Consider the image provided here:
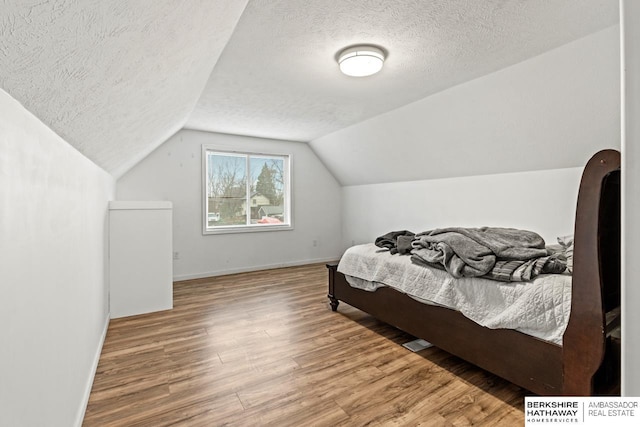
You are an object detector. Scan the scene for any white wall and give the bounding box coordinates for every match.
[0,89,114,426]
[621,0,640,396]
[117,130,342,280]
[342,167,582,250]
[310,26,620,186]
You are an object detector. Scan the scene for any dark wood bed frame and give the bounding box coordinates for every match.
[327,149,621,396]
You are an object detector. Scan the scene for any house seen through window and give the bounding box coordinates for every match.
[203,148,291,233]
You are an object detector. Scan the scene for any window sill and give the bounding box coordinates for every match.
[203,224,294,235]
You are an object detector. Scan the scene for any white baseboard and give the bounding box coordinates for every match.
[74,314,110,427]
[173,256,340,282]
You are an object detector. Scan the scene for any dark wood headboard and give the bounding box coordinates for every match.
[563,148,621,395]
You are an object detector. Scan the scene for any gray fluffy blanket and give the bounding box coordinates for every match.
[410,227,566,281]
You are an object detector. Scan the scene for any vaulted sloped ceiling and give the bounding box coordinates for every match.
[0,0,618,178]
[0,0,248,177]
[186,0,618,142]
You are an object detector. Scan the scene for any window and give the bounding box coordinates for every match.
[203,147,291,234]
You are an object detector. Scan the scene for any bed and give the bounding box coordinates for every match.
[327,149,620,396]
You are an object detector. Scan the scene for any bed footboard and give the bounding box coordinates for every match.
[562,149,621,395]
[326,263,564,396]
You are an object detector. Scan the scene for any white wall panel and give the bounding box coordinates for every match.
[109,201,173,318]
[621,0,640,396]
[0,89,114,427]
[341,167,582,251]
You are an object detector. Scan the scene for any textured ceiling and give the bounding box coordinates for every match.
[0,1,619,177]
[186,0,619,142]
[0,0,248,177]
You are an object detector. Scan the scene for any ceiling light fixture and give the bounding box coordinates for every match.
[337,45,385,77]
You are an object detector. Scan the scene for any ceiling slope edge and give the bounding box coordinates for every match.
[0,0,250,178]
[309,25,621,187]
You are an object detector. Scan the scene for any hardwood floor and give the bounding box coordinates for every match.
[83,263,527,426]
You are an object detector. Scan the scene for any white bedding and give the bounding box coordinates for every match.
[337,243,572,345]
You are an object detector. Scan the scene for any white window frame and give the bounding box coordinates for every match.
[202,146,293,235]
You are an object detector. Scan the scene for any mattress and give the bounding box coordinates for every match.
[337,243,572,345]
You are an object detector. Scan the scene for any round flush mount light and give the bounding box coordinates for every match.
[338,45,385,77]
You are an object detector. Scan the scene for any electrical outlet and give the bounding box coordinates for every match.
[173,251,179,260]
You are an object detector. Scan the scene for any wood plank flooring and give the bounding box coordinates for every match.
[83,263,526,426]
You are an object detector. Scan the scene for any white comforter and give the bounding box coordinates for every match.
[337,243,572,345]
